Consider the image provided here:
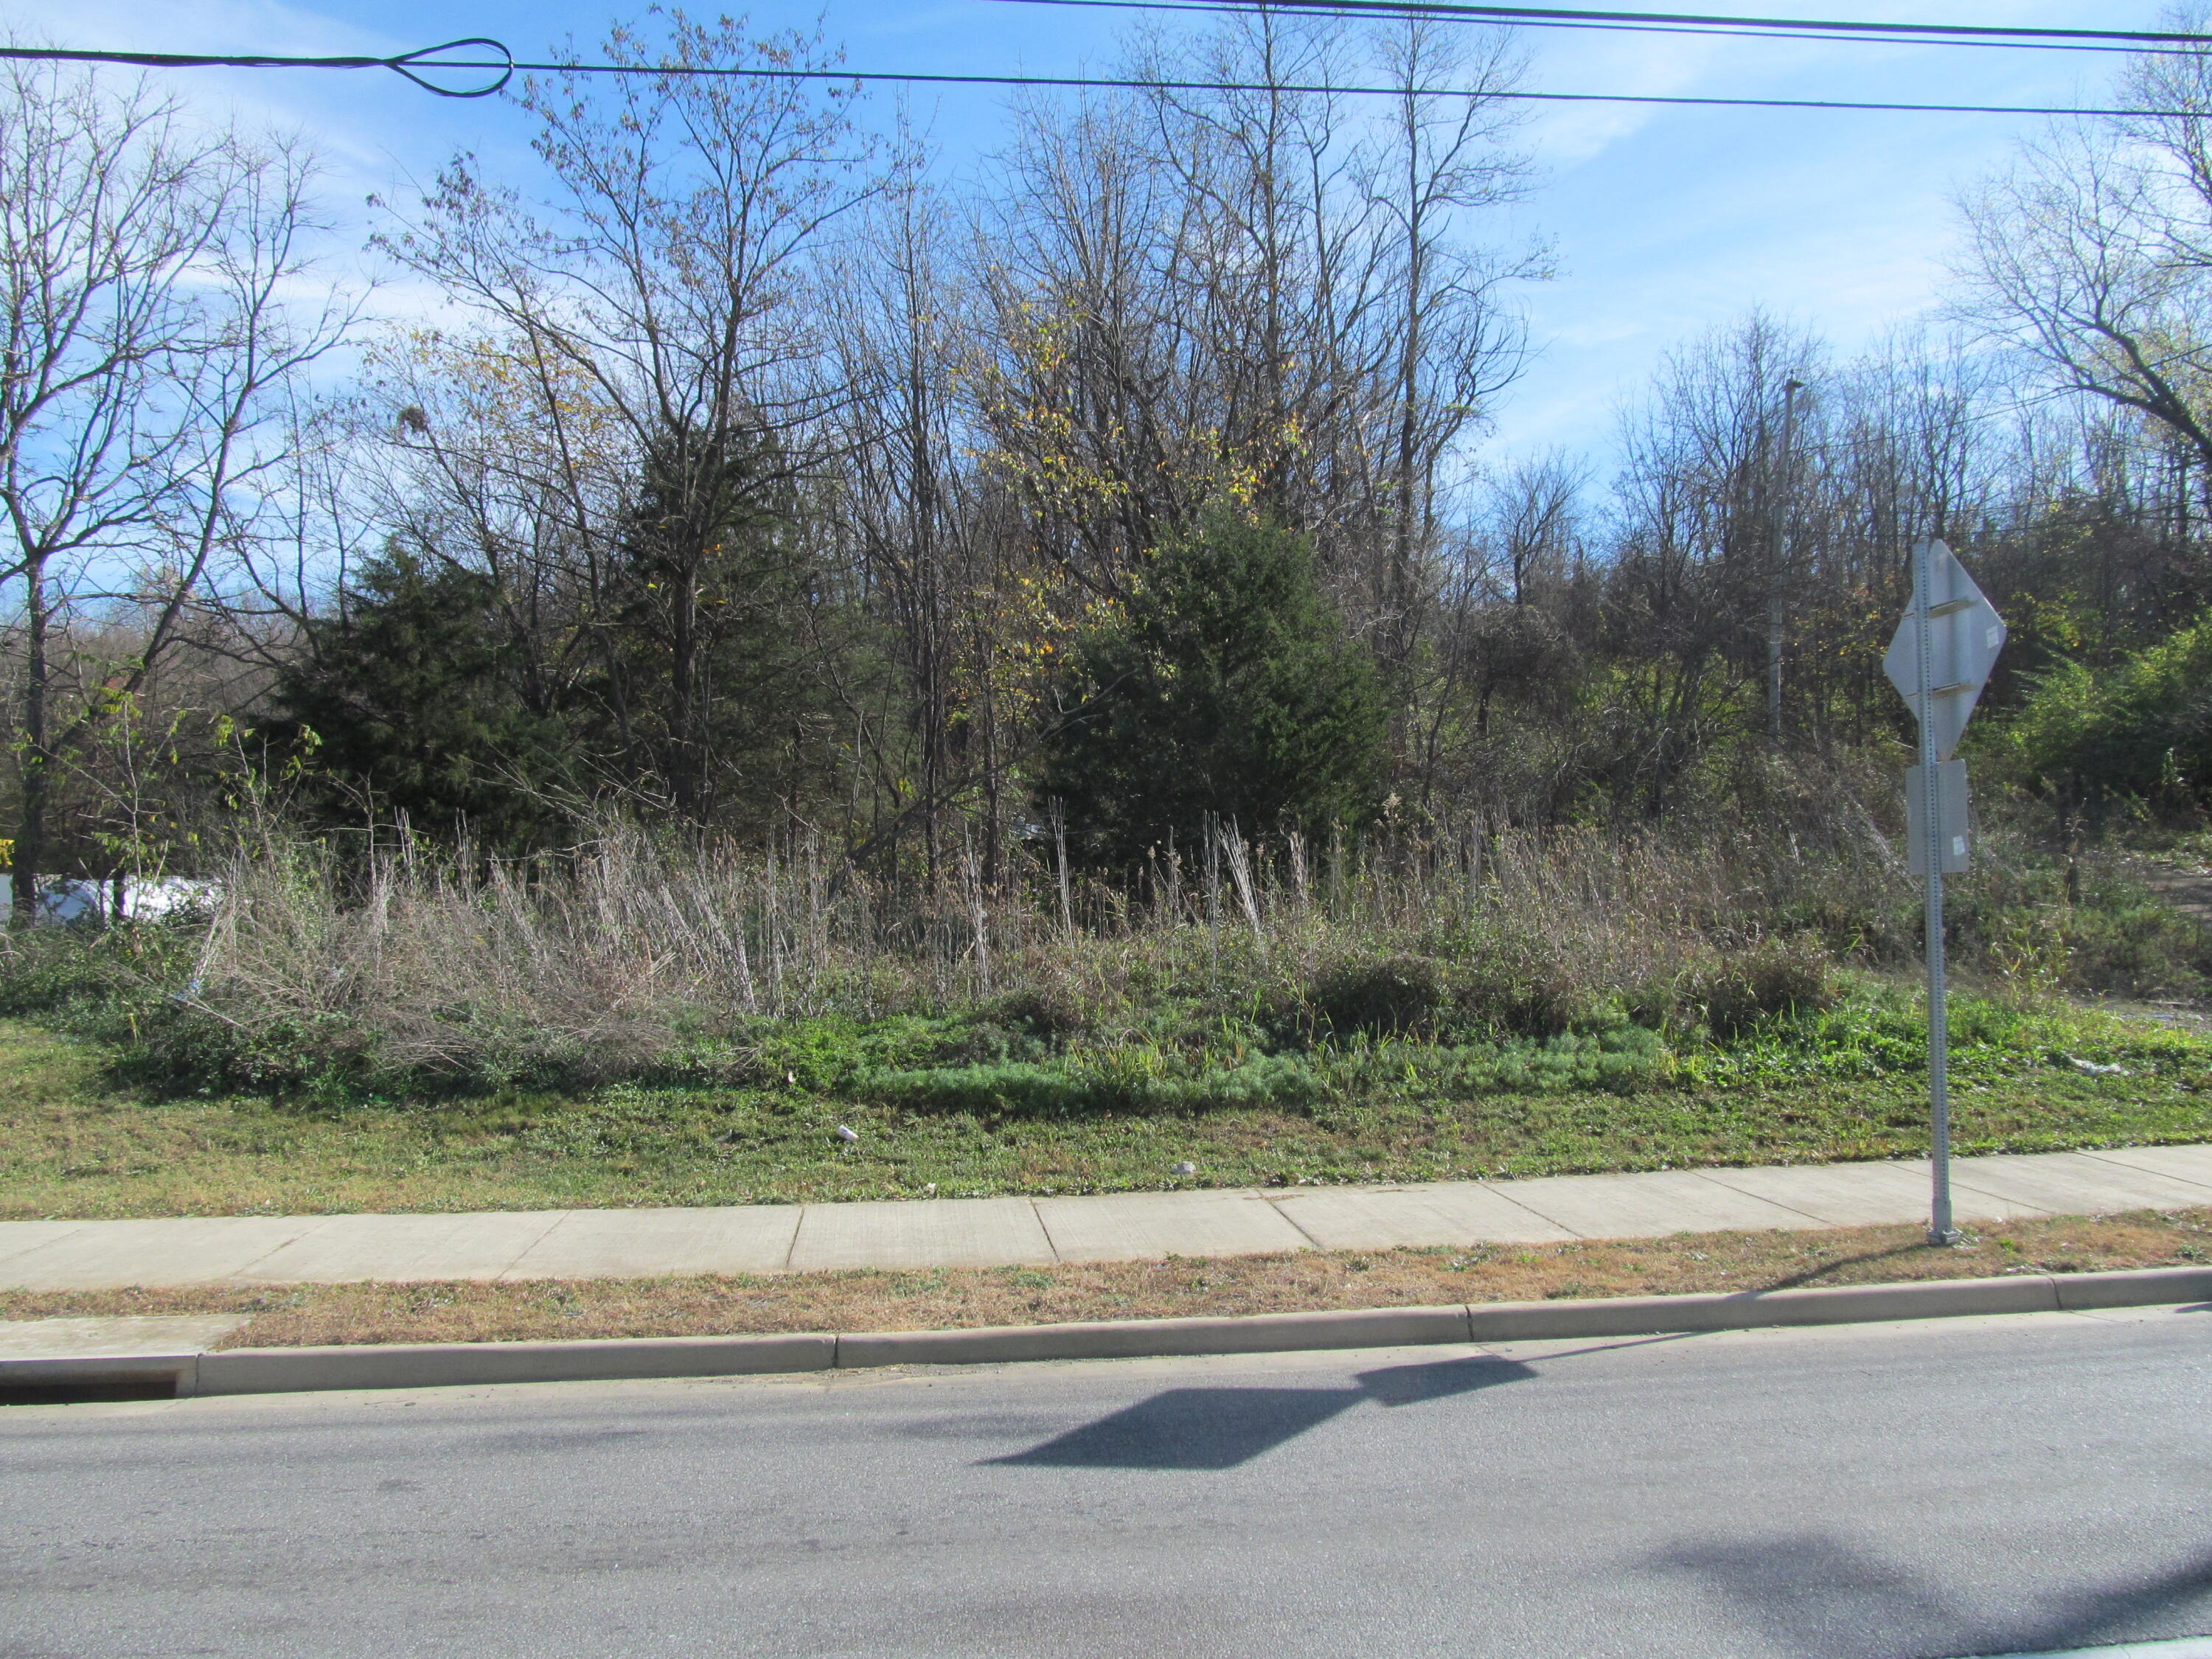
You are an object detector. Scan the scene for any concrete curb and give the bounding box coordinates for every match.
[834,1304,1472,1369]
[12,1265,2209,1400]
[191,1332,835,1397]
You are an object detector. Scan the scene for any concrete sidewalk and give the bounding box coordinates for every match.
[3,1143,2211,1293]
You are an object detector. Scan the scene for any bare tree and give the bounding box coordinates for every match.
[1410,451,1582,807]
[1595,316,1821,807]
[1369,18,1537,703]
[973,17,1534,677]
[827,144,982,876]
[375,14,882,827]
[1955,11,2212,486]
[0,62,349,917]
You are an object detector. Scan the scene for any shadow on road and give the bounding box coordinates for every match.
[1644,1531,2212,1658]
[1645,1534,1966,1658]
[1353,1354,1528,1405]
[985,1354,1531,1470]
[1994,1547,2212,1655]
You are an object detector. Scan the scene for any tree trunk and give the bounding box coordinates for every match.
[669,543,701,821]
[13,554,49,925]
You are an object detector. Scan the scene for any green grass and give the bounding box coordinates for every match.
[4,976,2211,1219]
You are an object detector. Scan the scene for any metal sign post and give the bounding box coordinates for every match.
[1914,540,1957,1245]
[1884,540,2006,1247]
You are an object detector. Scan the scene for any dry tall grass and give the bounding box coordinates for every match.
[2,739,2191,1099]
[167,752,1994,1089]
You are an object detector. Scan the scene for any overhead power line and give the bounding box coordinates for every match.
[1007,0,2212,44]
[4,34,2210,116]
[984,0,2202,55]
[496,64,2212,119]
[0,39,519,98]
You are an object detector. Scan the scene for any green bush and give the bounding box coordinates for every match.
[1346,1026,1664,1096]
[2053,894,2212,999]
[1304,931,1606,1044]
[0,925,179,1018]
[1040,507,1388,871]
[1307,953,1444,1038]
[0,925,364,1099]
[1450,938,1607,1039]
[867,1024,1669,1117]
[2002,609,2212,804]
[987,981,1093,1041]
[867,1049,1325,1116]
[1689,933,1835,1038]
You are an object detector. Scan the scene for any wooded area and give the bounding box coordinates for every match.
[7,11,2212,911]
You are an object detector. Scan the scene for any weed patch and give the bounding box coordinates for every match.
[4,1208,2203,1349]
[2,980,2210,1218]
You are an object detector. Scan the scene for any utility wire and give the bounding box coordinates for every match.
[495,63,2212,119]
[1004,1,2212,44]
[987,0,2194,55]
[0,39,517,97]
[7,38,2208,117]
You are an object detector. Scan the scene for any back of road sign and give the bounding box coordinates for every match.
[1905,759,1970,875]
[1884,540,2005,1250]
[1882,542,2005,762]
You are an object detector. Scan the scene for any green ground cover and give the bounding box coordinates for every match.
[2,977,2208,1219]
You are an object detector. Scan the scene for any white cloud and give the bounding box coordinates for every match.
[1516,27,1727,164]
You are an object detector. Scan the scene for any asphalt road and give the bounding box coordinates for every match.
[3,1306,2209,1659]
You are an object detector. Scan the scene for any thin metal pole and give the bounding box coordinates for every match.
[1768,379,1802,746]
[1767,602,1783,743]
[1916,540,1958,1245]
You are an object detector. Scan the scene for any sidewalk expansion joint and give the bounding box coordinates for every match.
[1260,1196,1328,1252]
[495,1212,574,1281]
[1024,1198,1068,1266]
[221,1216,338,1284]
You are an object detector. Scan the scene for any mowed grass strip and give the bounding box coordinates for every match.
[1,1208,2204,1351]
[6,1001,2212,1219]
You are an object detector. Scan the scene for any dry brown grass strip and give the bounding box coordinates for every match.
[1,1207,2205,1350]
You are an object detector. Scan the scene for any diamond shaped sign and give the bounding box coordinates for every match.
[1884,540,2005,762]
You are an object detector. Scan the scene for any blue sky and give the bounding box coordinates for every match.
[1,0,2169,468]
